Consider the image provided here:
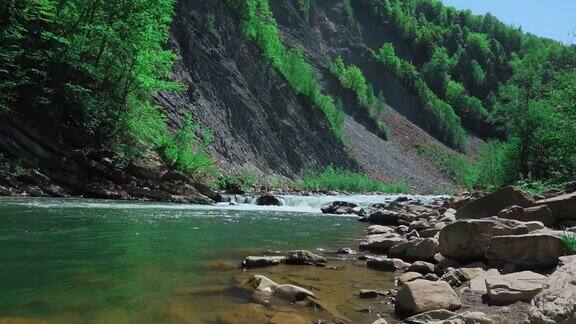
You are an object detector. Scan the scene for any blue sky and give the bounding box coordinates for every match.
[440,0,576,44]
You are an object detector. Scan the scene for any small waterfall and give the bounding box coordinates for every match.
[220,193,445,213]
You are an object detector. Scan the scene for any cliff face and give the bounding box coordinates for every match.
[155,0,358,179]
[157,0,466,190]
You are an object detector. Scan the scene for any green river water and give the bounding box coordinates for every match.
[0,196,408,323]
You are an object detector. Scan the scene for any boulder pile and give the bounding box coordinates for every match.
[321,186,576,321]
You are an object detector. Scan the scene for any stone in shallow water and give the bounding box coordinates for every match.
[285,250,326,266]
[242,256,286,268]
[367,258,410,272]
[359,289,379,298]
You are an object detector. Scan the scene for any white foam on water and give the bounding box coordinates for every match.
[0,193,445,215]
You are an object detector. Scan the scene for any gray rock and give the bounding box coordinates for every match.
[255,195,282,206]
[440,267,487,287]
[535,191,576,220]
[529,258,576,323]
[242,256,286,268]
[366,225,395,235]
[486,233,564,270]
[337,247,357,255]
[407,261,435,274]
[395,279,461,315]
[398,272,424,285]
[285,250,326,266]
[498,205,556,227]
[360,233,407,253]
[359,289,379,298]
[321,201,359,215]
[424,273,439,281]
[367,257,410,272]
[273,284,316,302]
[404,309,456,324]
[456,186,535,220]
[486,271,548,304]
[439,217,530,262]
[469,269,500,294]
[389,238,439,262]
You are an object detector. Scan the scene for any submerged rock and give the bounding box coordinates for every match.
[359,289,379,298]
[395,279,461,316]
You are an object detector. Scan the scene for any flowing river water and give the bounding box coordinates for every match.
[0,195,439,323]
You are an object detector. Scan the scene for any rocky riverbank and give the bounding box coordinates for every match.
[236,184,576,323]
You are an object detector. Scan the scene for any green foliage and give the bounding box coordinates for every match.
[330,57,388,139]
[162,111,216,176]
[218,170,260,192]
[417,143,477,189]
[474,139,521,191]
[207,14,217,33]
[360,0,576,189]
[230,0,346,142]
[298,0,311,21]
[376,43,467,149]
[563,234,576,255]
[297,166,411,193]
[0,0,215,176]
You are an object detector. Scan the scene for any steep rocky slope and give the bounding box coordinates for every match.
[157,0,471,190]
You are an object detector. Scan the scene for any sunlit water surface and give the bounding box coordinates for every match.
[0,195,429,323]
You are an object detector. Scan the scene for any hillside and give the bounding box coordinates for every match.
[0,0,574,198]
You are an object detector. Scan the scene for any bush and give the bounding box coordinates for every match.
[417,143,477,189]
[474,138,521,191]
[376,43,467,150]
[296,166,410,193]
[563,234,576,255]
[330,57,388,139]
[231,0,346,142]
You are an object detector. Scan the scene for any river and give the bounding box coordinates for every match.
[0,195,437,323]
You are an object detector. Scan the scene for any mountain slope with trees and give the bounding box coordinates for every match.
[0,0,574,197]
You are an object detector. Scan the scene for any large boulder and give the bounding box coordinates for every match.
[388,238,439,262]
[535,191,576,220]
[395,279,461,315]
[456,186,534,220]
[285,250,326,266]
[486,271,548,304]
[438,218,530,262]
[485,233,565,270]
[498,205,556,227]
[469,269,501,294]
[529,259,576,323]
[360,233,407,253]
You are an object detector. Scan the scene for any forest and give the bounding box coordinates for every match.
[357,0,576,190]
